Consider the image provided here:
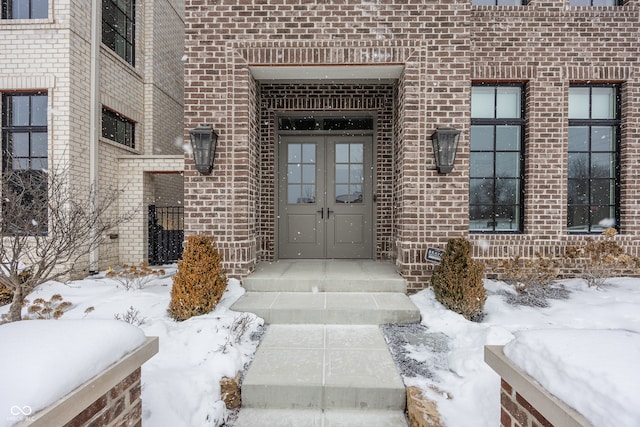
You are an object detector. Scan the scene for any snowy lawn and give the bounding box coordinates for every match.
[406,277,640,427]
[0,267,263,427]
[2,271,640,427]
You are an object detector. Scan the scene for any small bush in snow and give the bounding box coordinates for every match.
[168,235,227,321]
[491,253,560,292]
[114,306,146,326]
[106,262,165,291]
[219,313,257,354]
[25,294,72,320]
[564,228,640,288]
[430,237,486,321]
[0,284,11,306]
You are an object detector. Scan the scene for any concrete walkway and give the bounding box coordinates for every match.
[232,260,419,426]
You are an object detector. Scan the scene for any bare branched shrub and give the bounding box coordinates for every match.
[114,306,146,326]
[495,253,560,292]
[24,294,72,320]
[0,157,134,322]
[219,313,257,354]
[564,228,639,288]
[106,262,165,291]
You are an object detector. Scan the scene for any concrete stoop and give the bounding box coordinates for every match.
[235,325,409,427]
[233,261,419,427]
[231,291,420,325]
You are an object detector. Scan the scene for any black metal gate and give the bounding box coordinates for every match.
[148,205,184,265]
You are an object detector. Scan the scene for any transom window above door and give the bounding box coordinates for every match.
[278,116,374,132]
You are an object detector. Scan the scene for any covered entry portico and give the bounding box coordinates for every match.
[183,39,470,291]
[256,64,402,265]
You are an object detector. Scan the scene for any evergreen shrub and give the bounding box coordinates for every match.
[430,237,486,321]
[168,235,227,321]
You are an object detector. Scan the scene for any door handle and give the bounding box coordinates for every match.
[327,209,333,219]
[317,208,324,219]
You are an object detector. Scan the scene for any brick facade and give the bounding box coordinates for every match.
[0,0,185,270]
[184,0,640,290]
[500,379,553,427]
[63,368,143,427]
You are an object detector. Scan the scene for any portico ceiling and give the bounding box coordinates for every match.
[249,64,404,83]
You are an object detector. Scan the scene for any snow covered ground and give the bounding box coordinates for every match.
[1,270,639,427]
[407,277,640,427]
[0,267,263,427]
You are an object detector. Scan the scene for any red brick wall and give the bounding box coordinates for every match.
[184,0,640,288]
[500,379,553,427]
[64,368,142,427]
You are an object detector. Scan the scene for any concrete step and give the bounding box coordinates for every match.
[241,325,407,411]
[230,292,421,325]
[243,260,407,293]
[234,408,408,427]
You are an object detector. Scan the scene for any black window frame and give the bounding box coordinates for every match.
[471,0,527,5]
[1,91,49,236]
[567,84,621,234]
[470,83,526,234]
[1,0,48,19]
[102,107,135,149]
[102,0,136,66]
[569,0,621,6]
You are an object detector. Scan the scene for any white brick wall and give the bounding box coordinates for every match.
[1,0,185,272]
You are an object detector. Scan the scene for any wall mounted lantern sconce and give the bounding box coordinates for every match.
[189,124,218,174]
[431,126,461,174]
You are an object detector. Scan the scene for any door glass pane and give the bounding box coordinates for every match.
[335,144,349,163]
[287,185,301,204]
[350,144,363,163]
[288,144,301,163]
[335,164,348,183]
[302,144,316,162]
[287,143,316,204]
[335,143,364,204]
[302,165,315,182]
[350,164,363,182]
[335,185,350,203]
[300,185,315,203]
[288,164,301,183]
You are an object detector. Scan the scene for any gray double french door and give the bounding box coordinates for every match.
[278,134,373,259]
